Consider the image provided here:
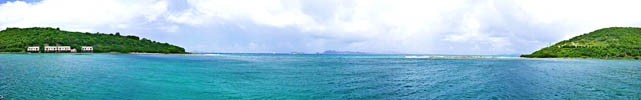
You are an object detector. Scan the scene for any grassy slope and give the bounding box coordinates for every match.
[0,27,185,53]
[521,27,641,59]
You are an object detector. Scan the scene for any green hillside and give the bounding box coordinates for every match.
[521,27,641,59]
[0,27,185,53]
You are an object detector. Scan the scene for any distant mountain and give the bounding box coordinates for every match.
[521,27,641,59]
[0,27,186,53]
[322,50,368,54]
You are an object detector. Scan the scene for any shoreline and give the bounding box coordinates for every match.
[0,52,205,55]
[404,56,632,60]
[0,52,633,60]
[128,52,220,56]
[404,56,523,59]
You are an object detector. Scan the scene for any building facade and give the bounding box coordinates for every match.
[27,46,39,52]
[44,46,57,52]
[57,46,71,52]
[81,46,93,52]
[43,46,74,53]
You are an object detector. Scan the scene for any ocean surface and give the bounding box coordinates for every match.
[1,53,640,99]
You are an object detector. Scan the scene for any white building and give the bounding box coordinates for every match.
[44,46,57,52]
[27,46,39,52]
[81,46,93,52]
[44,46,72,52]
[57,46,71,52]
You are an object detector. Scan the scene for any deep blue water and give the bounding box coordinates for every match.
[1,53,640,99]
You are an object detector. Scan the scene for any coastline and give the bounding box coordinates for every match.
[128,52,220,56]
[0,52,27,53]
[0,52,630,60]
[404,56,524,59]
[402,56,618,60]
[521,56,639,60]
[0,52,206,55]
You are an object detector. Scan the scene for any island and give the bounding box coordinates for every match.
[321,50,368,54]
[0,27,186,53]
[521,27,641,59]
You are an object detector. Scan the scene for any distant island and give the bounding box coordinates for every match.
[321,50,368,54]
[0,27,186,53]
[521,27,641,59]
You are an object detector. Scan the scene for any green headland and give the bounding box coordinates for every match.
[522,27,641,59]
[0,27,186,53]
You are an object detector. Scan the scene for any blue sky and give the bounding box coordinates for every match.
[2,0,641,54]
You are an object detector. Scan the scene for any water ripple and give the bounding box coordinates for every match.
[1,54,640,99]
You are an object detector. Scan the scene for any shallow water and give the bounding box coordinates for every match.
[1,54,640,99]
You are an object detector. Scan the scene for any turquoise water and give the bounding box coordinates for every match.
[1,54,640,99]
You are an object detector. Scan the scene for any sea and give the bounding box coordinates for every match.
[0,53,640,99]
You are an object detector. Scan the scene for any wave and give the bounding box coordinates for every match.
[404,56,522,59]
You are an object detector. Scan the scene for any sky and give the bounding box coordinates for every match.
[1,0,641,54]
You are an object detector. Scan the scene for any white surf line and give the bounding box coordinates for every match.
[404,56,523,59]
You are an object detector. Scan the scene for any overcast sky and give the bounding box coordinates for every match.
[2,0,641,54]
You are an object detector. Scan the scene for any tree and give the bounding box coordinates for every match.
[0,27,186,53]
[522,27,641,59]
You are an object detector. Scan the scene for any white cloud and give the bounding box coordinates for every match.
[3,0,641,54]
[515,0,641,39]
[0,0,168,31]
[159,25,179,33]
[168,0,319,28]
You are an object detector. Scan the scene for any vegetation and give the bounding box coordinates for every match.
[0,27,185,53]
[521,27,641,59]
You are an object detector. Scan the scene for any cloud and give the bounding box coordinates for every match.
[168,0,319,28]
[515,0,641,38]
[3,0,641,54]
[0,0,168,32]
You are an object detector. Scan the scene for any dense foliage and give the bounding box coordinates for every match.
[521,27,641,59]
[0,27,185,53]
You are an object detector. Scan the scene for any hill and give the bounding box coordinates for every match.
[521,27,641,59]
[0,27,185,53]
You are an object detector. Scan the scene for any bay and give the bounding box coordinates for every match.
[1,54,640,99]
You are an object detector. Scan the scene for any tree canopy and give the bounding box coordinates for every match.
[521,27,641,59]
[0,27,185,53]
